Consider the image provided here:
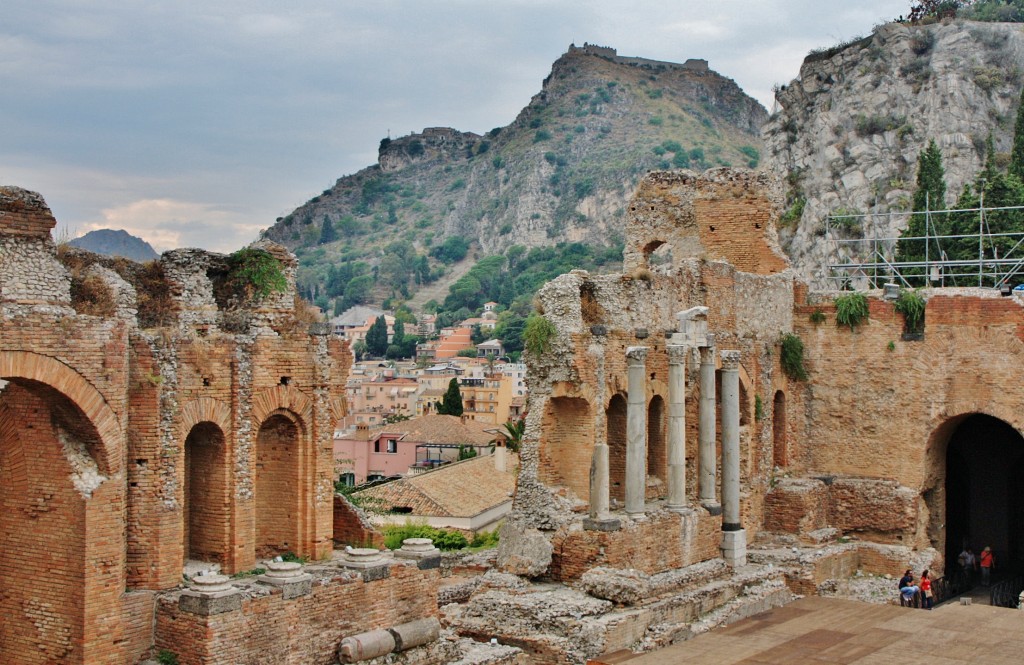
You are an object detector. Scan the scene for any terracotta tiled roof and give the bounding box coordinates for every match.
[355,453,517,517]
[369,414,497,445]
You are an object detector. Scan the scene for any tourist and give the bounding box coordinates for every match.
[898,569,919,606]
[980,546,995,586]
[958,546,977,586]
[920,569,933,609]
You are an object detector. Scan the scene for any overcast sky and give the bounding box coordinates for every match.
[2,1,908,253]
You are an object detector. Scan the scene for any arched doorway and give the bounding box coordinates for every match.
[0,381,102,663]
[538,396,593,501]
[942,414,1024,572]
[255,412,302,558]
[607,394,627,503]
[647,395,666,492]
[183,422,228,565]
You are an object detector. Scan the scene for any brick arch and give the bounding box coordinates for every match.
[0,350,122,475]
[178,396,233,440]
[251,384,314,429]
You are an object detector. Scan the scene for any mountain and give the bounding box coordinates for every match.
[763,20,1024,285]
[262,44,767,310]
[67,229,159,262]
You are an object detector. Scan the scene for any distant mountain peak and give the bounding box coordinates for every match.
[67,228,159,262]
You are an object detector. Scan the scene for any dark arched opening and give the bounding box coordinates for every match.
[772,390,787,468]
[944,414,1024,573]
[607,394,627,503]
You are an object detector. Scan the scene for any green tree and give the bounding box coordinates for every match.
[365,315,389,357]
[497,418,525,453]
[897,139,947,265]
[319,216,338,244]
[437,378,464,416]
[1011,86,1024,181]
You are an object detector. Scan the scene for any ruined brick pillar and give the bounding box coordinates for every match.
[666,344,689,512]
[625,346,649,517]
[720,350,747,566]
[698,336,720,513]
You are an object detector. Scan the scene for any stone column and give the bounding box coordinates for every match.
[667,344,689,512]
[719,349,746,566]
[698,336,720,513]
[625,346,649,517]
[585,441,620,531]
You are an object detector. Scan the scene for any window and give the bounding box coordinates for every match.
[387,439,397,454]
[338,472,355,487]
[374,441,381,453]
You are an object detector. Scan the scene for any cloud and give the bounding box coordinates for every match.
[82,199,262,254]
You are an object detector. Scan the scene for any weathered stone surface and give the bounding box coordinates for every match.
[579,566,653,605]
[496,521,553,578]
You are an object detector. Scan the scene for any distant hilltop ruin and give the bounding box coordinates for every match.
[567,42,710,72]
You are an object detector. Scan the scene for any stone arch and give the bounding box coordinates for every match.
[251,383,314,428]
[647,394,667,488]
[606,393,628,503]
[538,396,594,501]
[772,390,787,468]
[925,412,1024,573]
[0,356,124,664]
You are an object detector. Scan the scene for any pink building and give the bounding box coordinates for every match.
[333,414,498,486]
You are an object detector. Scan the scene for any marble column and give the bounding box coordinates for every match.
[625,346,649,517]
[667,344,689,512]
[698,335,720,513]
[719,349,746,566]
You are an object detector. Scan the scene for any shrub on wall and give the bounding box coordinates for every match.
[780,333,809,381]
[894,289,926,334]
[523,314,557,356]
[834,292,869,330]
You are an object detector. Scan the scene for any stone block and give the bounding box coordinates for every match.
[178,589,243,616]
[583,517,621,532]
[721,529,747,567]
[339,628,396,663]
[497,522,553,578]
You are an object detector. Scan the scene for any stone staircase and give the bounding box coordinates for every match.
[443,560,793,665]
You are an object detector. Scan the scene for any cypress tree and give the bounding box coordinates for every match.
[898,140,948,267]
[438,378,464,416]
[366,315,389,357]
[319,216,338,244]
[1011,86,1024,181]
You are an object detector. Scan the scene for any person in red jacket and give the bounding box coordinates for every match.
[920,569,934,609]
[980,546,995,586]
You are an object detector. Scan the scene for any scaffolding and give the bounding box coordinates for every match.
[824,195,1024,291]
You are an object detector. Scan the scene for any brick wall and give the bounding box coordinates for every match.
[333,494,386,548]
[154,564,438,665]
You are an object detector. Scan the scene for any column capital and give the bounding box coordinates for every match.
[625,346,649,364]
[720,350,741,370]
[699,337,717,363]
[667,344,689,365]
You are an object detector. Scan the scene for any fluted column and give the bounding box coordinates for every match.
[698,336,720,513]
[667,344,689,512]
[719,349,746,566]
[625,346,649,517]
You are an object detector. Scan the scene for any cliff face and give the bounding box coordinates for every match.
[764,20,1024,285]
[263,45,767,302]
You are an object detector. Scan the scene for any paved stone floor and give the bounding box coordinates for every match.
[621,596,1024,664]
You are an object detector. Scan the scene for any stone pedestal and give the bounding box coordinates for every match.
[180,573,242,615]
[625,346,649,517]
[394,538,442,569]
[667,344,689,512]
[720,529,747,567]
[341,547,390,581]
[698,337,719,512]
[258,560,313,599]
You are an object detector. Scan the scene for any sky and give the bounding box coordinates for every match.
[1,1,909,253]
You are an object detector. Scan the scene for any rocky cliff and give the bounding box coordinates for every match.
[764,20,1024,286]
